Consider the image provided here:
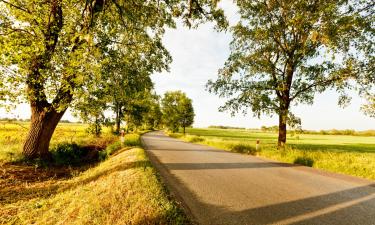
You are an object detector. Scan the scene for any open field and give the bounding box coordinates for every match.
[171,128,375,180]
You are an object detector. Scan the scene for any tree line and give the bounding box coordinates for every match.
[77,90,195,137]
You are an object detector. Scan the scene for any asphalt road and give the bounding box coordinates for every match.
[141,131,375,225]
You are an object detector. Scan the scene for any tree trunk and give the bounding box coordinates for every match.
[115,104,122,134]
[23,105,66,159]
[183,125,186,135]
[278,109,288,148]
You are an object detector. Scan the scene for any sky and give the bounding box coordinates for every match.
[150,1,375,131]
[1,1,374,130]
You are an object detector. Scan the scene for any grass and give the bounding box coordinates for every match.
[1,148,189,225]
[0,122,188,224]
[170,128,375,180]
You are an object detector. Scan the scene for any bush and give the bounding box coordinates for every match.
[52,142,88,166]
[294,156,314,167]
[168,133,183,139]
[98,134,141,161]
[187,135,205,143]
[99,141,122,161]
[229,143,258,155]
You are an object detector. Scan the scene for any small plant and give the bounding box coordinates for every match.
[187,135,205,143]
[51,142,88,166]
[229,143,258,155]
[99,141,122,161]
[294,156,314,167]
[168,133,183,139]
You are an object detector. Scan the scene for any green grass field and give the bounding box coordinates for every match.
[172,128,375,180]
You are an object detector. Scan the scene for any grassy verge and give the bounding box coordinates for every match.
[168,128,375,180]
[1,147,189,225]
[0,122,188,224]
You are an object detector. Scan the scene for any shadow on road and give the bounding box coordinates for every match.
[164,161,298,170]
[143,131,375,225]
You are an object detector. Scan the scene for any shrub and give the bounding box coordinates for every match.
[52,142,88,166]
[294,156,314,167]
[168,133,183,139]
[99,141,122,161]
[229,143,258,155]
[187,135,205,143]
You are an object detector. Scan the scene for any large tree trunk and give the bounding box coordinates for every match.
[278,108,288,148]
[23,105,66,159]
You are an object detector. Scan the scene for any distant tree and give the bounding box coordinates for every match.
[207,0,374,148]
[161,91,195,134]
[142,95,163,130]
[73,86,108,136]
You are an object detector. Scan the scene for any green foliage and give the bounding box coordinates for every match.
[294,156,314,167]
[51,142,87,166]
[99,134,141,160]
[186,135,205,143]
[361,94,375,118]
[0,0,226,158]
[161,91,195,132]
[99,141,122,161]
[229,143,258,155]
[207,0,374,146]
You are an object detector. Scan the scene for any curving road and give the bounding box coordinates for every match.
[141,131,375,225]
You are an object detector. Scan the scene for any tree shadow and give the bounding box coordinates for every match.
[164,161,297,170]
[212,184,375,225]
[0,160,150,205]
[155,161,375,225]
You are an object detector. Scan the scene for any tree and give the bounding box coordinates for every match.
[0,0,226,159]
[207,0,374,147]
[161,91,195,134]
[73,79,108,137]
[141,94,163,130]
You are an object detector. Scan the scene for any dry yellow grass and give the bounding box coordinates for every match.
[1,148,189,225]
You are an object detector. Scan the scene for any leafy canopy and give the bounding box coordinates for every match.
[208,0,374,122]
[161,91,195,132]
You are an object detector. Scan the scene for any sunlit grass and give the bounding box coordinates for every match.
[1,148,189,225]
[171,128,375,180]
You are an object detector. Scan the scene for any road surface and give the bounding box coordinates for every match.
[141,131,375,225]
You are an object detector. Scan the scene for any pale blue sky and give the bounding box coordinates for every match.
[1,1,374,130]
